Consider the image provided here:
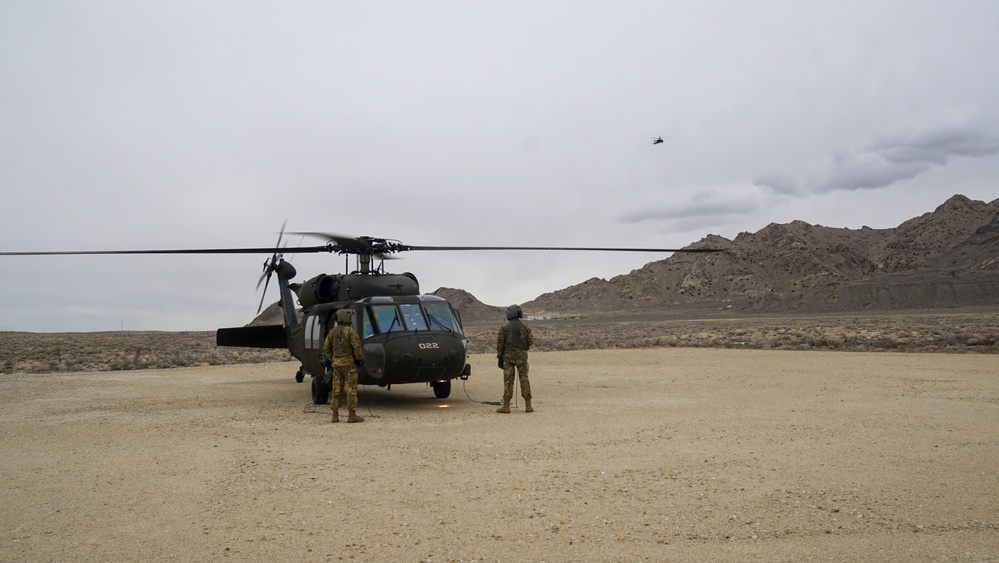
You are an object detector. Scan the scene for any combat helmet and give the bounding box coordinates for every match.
[506,304,523,320]
[335,308,353,324]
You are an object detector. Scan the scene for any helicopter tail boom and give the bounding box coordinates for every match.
[216,324,288,349]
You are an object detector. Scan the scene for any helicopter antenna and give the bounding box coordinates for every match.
[285,232,305,262]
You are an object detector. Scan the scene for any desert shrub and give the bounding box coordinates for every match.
[965,335,996,347]
[169,351,193,367]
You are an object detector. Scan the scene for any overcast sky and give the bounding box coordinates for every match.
[2,1,998,332]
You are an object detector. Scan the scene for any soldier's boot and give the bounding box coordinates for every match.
[496,400,511,414]
[330,409,340,423]
[347,409,365,423]
[524,398,533,413]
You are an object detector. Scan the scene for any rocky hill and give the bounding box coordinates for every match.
[523,194,999,316]
[429,287,505,324]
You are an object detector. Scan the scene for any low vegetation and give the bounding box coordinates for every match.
[464,311,999,355]
[0,331,290,374]
[2,312,995,374]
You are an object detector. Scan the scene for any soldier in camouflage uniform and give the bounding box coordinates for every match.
[323,308,364,423]
[496,304,534,413]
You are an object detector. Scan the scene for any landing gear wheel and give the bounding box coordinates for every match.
[295,369,305,383]
[431,380,452,399]
[311,375,330,405]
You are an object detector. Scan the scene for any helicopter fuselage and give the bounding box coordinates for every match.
[292,294,471,387]
[215,266,473,402]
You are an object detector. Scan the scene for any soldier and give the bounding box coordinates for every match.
[323,308,364,423]
[496,304,534,413]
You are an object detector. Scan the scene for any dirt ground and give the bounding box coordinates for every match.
[1,348,997,561]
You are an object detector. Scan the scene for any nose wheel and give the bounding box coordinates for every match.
[431,380,451,399]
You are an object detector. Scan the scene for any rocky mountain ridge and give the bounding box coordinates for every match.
[517,194,998,317]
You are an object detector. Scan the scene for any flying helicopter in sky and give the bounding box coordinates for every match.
[651,136,666,145]
[0,228,721,404]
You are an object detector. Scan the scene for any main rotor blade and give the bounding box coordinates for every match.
[403,245,722,252]
[282,231,725,254]
[0,244,724,256]
[0,246,331,256]
[287,231,365,250]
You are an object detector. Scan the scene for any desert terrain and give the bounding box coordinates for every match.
[3,310,997,374]
[2,346,997,561]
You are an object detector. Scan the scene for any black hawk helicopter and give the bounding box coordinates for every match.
[651,136,666,145]
[1,229,720,404]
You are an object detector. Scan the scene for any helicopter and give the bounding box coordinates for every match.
[1,229,721,404]
[651,136,666,145]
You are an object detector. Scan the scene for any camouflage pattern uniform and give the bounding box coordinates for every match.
[323,319,362,413]
[497,317,534,404]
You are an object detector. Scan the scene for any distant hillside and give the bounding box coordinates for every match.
[523,194,999,315]
[429,287,505,324]
[248,302,289,326]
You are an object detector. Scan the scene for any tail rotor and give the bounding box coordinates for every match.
[256,221,287,314]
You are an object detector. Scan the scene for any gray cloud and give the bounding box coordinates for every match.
[877,126,999,165]
[618,192,764,233]
[755,121,999,194]
[820,151,934,192]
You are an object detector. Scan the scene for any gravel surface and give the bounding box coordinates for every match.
[1,349,996,561]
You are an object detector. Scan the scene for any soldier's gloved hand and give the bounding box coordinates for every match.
[497,357,504,369]
[320,358,330,368]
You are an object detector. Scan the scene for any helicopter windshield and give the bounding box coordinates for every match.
[398,303,428,330]
[361,302,462,337]
[364,304,402,337]
[423,301,460,333]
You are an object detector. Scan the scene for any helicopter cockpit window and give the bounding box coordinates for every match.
[369,304,404,334]
[365,302,461,335]
[360,308,375,339]
[423,301,462,334]
[399,303,428,331]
